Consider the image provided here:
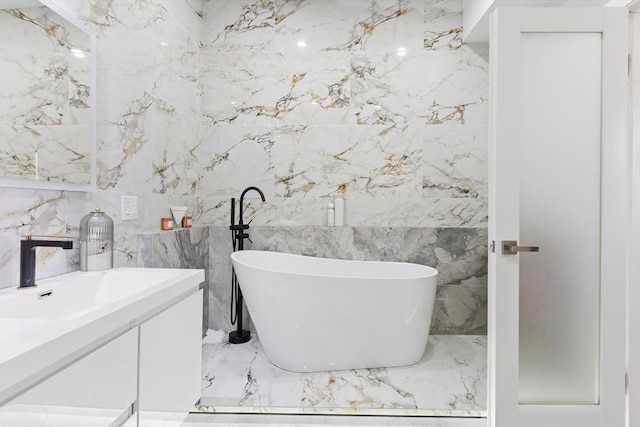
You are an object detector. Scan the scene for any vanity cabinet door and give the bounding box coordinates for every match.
[138,290,203,427]
[0,328,138,427]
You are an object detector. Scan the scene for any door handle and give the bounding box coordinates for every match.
[502,240,540,255]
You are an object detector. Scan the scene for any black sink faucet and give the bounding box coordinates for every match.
[19,236,73,289]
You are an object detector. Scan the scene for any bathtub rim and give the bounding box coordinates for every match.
[230,250,438,280]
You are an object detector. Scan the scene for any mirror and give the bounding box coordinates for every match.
[0,0,95,191]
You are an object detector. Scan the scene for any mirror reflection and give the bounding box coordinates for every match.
[0,0,94,189]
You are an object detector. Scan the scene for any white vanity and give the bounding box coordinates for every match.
[0,268,204,427]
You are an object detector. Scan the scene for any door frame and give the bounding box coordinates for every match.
[628,4,640,427]
[488,7,629,427]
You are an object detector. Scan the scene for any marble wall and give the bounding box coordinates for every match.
[0,6,92,185]
[0,0,203,289]
[137,226,210,332]
[197,0,488,227]
[0,0,488,336]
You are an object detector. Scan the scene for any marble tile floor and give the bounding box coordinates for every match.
[195,335,487,419]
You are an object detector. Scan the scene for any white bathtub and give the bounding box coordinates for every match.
[230,250,438,373]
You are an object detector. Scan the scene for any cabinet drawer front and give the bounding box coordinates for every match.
[139,290,203,425]
[1,328,138,427]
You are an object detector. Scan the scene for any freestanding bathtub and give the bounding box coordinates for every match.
[230,250,438,373]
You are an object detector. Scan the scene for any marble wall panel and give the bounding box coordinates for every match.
[137,226,210,332]
[198,124,275,198]
[408,227,488,334]
[0,188,67,289]
[208,226,235,333]
[95,75,155,192]
[423,124,487,198]
[137,226,209,269]
[274,125,345,198]
[274,125,422,199]
[196,196,325,226]
[200,52,280,125]
[196,197,234,225]
[151,110,202,196]
[347,197,488,227]
[201,51,350,126]
[197,194,487,228]
[300,226,357,259]
[424,0,463,51]
[274,0,424,53]
[351,49,487,126]
[198,0,489,230]
[78,0,202,193]
[351,52,426,126]
[246,226,303,253]
[301,226,405,261]
[196,196,331,227]
[404,227,488,286]
[202,0,275,53]
[421,49,488,125]
[200,224,487,334]
[431,285,487,335]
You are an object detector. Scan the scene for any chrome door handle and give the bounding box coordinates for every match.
[502,240,540,255]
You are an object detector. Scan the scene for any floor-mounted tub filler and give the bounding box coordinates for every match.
[230,250,438,373]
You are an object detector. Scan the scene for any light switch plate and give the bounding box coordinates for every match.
[121,196,138,221]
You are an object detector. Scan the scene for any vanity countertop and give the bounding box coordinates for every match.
[0,268,204,405]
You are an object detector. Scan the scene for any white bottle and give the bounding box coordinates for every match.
[334,197,344,226]
[327,202,335,226]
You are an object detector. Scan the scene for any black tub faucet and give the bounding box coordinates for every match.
[230,187,266,251]
[19,236,73,289]
[229,186,266,344]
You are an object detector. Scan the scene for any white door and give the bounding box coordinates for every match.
[488,7,628,427]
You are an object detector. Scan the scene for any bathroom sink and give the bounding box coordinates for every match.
[0,269,183,321]
[0,266,204,408]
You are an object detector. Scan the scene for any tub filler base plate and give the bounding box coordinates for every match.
[228,329,251,344]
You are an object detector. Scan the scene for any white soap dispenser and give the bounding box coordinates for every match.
[334,197,344,226]
[327,202,335,227]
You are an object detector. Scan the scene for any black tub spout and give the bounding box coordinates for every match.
[239,186,266,226]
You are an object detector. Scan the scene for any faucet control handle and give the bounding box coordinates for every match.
[230,224,250,231]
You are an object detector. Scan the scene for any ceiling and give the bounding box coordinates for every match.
[0,0,41,10]
[463,0,636,42]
